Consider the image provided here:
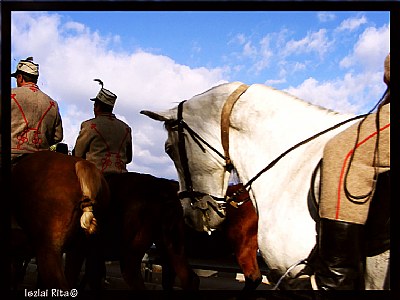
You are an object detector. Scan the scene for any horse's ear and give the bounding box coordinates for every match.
[140,110,172,122]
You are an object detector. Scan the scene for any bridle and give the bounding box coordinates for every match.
[175,84,250,211]
[176,100,227,216]
[174,83,367,212]
[173,82,386,289]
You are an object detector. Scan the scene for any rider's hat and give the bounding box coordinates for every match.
[384,53,390,85]
[90,79,117,107]
[11,57,39,77]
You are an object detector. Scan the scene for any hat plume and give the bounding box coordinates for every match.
[94,79,104,88]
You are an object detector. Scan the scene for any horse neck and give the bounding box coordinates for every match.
[182,82,354,199]
[229,84,354,190]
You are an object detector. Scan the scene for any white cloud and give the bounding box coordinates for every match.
[285,70,386,115]
[64,21,86,33]
[264,78,286,86]
[336,15,367,32]
[11,12,226,179]
[254,36,273,72]
[317,12,336,23]
[243,41,257,57]
[286,77,357,113]
[229,33,246,46]
[190,41,202,55]
[11,12,61,59]
[10,11,390,179]
[283,29,333,59]
[284,20,389,115]
[339,24,390,72]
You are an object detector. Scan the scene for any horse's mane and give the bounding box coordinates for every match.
[206,82,343,117]
[161,81,346,132]
[259,83,343,117]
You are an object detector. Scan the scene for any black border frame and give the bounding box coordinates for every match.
[1,1,398,298]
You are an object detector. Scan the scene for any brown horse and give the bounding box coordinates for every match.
[182,183,262,290]
[224,183,261,289]
[71,172,200,290]
[78,173,260,290]
[11,150,109,289]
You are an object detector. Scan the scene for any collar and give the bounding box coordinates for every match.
[21,82,39,89]
[96,112,116,118]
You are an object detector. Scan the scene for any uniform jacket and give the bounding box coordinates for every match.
[11,83,63,160]
[74,113,132,174]
[320,103,390,224]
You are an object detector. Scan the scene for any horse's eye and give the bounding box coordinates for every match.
[165,120,179,131]
[165,143,173,155]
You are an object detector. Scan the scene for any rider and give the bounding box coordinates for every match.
[72,79,133,286]
[73,79,133,175]
[11,57,64,165]
[283,53,390,290]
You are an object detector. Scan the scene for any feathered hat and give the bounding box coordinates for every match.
[90,79,117,107]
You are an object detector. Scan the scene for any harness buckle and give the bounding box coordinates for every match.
[229,200,239,208]
[225,161,234,172]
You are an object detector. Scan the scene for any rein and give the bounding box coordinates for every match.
[243,113,368,190]
[175,84,368,210]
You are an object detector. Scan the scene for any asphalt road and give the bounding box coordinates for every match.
[15,258,273,290]
[11,259,322,300]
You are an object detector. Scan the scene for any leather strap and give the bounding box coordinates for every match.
[220,84,249,171]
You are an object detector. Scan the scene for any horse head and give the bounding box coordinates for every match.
[141,84,243,232]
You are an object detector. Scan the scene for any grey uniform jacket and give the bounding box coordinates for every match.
[74,113,132,174]
[11,83,63,161]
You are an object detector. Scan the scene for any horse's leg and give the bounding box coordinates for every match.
[37,215,82,289]
[11,257,28,290]
[365,250,390,290]
[120,229,153,290]
[226,206,262,291]
[161,219,199,291]
[161,263,176,290]
[36,245,68,289]
[83,234,106,291]
[120,251,147,290]
[154,241,176,290]
[10,228,34,289]
[233,235,262,291]
[11,255,32,290]
[64,244,86,288]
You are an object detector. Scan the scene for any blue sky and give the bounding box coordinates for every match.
[11,11,390,179]
[57,11,389,86]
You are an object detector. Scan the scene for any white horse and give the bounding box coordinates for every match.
[141,81,389,290]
